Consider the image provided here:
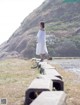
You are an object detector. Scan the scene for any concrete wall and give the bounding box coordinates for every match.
[24,59,67,105]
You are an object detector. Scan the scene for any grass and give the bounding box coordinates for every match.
[53,64,80,105]
[0,58,38,105]
[0,58,80,105]
[46,23,68,32]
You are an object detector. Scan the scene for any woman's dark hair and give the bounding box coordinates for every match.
[40,22,45,28]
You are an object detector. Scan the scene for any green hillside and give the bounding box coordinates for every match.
[0,0,80,59]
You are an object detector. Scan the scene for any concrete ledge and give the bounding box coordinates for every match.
[38,62,55,69]
[40,68,62,80]
[39,62,62,79]
[40,62,55,69]
[24,78,52,105]
[37,75,64,91]
[44,68,62,79]
[24,60,66,105]
[37,61,47,68]
[30,91,67,105]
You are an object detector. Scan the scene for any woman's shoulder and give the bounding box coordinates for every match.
[38,29,46,36]
[40,28,45,31]
[39,29,46,33]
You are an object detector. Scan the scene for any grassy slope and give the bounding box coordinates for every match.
[53,64,80,105]
[0,58,38,105]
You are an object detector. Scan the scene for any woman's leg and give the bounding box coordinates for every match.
[40,54,45,61]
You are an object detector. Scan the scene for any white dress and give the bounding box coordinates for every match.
[36,29,48,55]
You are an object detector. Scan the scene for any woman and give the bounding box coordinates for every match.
[36,22,48,61]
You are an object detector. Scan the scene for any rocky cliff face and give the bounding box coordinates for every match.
[0,0,80,59]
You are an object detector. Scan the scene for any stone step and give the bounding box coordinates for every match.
[30,91,67,105]
[37,75,64,91]
[24,78,52,105]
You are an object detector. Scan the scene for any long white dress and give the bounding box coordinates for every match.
[36,29,48,55]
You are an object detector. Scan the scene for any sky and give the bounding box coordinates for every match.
[0,0,45,45]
